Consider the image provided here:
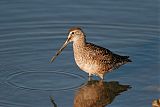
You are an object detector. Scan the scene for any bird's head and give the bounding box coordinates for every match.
[67,27,85,42]
[50,27,85,63]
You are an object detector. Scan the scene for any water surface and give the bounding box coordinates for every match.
[0,0,159,107]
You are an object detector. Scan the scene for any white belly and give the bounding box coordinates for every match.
[75,58,99,74]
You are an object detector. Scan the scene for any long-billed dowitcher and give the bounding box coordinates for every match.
[50,27,131,79]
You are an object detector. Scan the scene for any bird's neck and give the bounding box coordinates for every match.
[73,36,86,48]
[73,37,86,60]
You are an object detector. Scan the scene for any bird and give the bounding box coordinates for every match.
[50,27,131,80]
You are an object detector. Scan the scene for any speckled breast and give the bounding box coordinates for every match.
[73,44,103,74]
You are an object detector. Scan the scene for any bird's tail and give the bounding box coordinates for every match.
[122,56,132,63]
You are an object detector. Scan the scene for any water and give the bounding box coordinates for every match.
[0,0,159,107]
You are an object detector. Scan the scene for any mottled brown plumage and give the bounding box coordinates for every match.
[51,27,131,79]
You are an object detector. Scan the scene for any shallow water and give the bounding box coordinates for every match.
[0,0,159,107]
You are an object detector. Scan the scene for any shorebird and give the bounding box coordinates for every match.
[50,27,131,79]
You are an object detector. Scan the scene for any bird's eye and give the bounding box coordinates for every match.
[71,32,74,34]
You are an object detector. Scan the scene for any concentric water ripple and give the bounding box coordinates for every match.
[0,0,159,106]
[6,71,85,91]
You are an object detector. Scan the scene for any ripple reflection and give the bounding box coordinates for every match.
[6,71,85,91]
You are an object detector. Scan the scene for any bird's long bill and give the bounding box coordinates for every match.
[50,38,70,63]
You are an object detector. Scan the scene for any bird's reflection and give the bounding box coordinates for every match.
[50,80,131,107]
[73,80,131,107]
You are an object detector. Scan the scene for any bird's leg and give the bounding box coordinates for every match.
[99,74,104,81]
[88,73,93,81]
[88,73,92,77]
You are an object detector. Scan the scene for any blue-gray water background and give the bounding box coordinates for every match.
[0,0,159,107]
